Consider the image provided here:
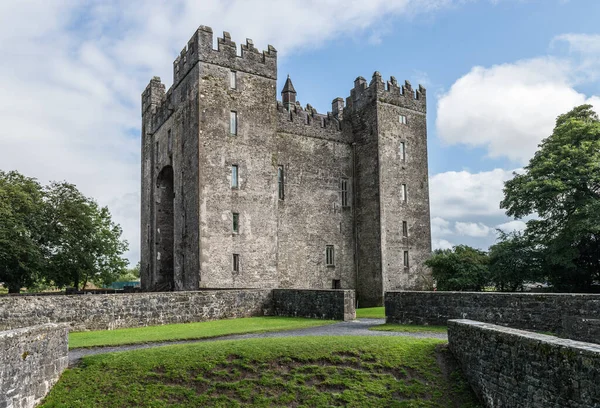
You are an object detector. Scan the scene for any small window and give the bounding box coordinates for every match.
[230,71,237,89]
[401,184,407,203]
[332,279,341,289]
[233,254,240,272]
[278,165,285,200]
[167,129,172,153]
[403,251,409,268]
[155,141,159,161]
[231,165,238,188]
[232,212,239,233]
[400,142,406,161]
[230,111,237,135]
[399,115,407,125]
[326,245,335,266]
[402,221,408,237]
[340,178,349,207]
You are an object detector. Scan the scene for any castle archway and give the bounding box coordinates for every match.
[156,165,174,290]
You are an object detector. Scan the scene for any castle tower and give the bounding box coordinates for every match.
[281,75,296,111]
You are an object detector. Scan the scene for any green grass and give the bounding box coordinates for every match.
[43,336,481,407]
[69,317,335,349]
[370,324,448,334]
[356,306,385,319]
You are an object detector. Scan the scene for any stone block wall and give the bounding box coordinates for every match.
[448,319,600,408]
[385,291,600,343]
[272,289,356,321]
[0,324,68,408]
[0,289,272,332]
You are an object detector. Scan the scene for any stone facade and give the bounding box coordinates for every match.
[0,324,68,408]
[448,319,600,408]
[272,289,356,321]
[141,25,432,306]
[386,291,600,343]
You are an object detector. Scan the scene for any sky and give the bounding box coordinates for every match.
[1,0,599,264]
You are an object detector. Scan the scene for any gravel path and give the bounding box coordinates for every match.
[69,318,448,366]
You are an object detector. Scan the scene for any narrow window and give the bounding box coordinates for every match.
[402,221,408,237]
[231,165,239,189]
[332,279,341,289]
[401,184,407,203]
[167,129,172,153]
[230,111,237,135]
[341,178,349,207]
[232,212,239,233]
[233,254,240,272]
[230,71,237,89]
[399,115,408,125]
[403,251,409,268]
[326,245,335,266]
[155,141,159,162]
[400,142,406,161]
[278,165,285,200]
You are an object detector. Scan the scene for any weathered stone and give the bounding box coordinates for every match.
[0,324,68,408]
[272,289,356,321]
[448,319,600,408]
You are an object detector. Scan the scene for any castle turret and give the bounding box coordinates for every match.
[281,75,296,111]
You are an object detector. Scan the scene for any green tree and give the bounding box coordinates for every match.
[501,105,600,291]
[116,261,140,282]
[488,230,542,291]
[45,182,129,290]
[425,245,489,291]
[0,171,47,293]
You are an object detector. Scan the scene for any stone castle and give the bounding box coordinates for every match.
[140,25,432,306]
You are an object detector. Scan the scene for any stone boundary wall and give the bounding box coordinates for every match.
[272,289,356,321]
[385,291,600,343]
[1,324,68,408]
[448,319,600,408]
[0,289,272,332]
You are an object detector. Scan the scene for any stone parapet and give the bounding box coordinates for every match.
[272,289,356,321]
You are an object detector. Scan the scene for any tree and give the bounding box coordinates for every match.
[425,245,489,291]
[116,262,140,282]
[501,105,600,291]
[488,230,542,291]
[45,182,129,290]
[0,171,47,293]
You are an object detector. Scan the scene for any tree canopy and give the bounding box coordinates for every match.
[425,245,489,291]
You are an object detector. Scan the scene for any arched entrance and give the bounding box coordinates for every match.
[156,165,174,290]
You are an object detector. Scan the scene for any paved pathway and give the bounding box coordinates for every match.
[69,318,447,366]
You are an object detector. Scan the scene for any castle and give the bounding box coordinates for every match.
[140,26,432,306]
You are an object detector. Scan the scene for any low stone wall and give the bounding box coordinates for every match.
[448,319,600,408]
[385,291,600,343]
[0,289,272,332]
[272,289,356,321]
[1,324,68,408]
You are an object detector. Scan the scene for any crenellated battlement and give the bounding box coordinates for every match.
[345,71,426,113]
[277,100,342,132]
[173,25,277,86]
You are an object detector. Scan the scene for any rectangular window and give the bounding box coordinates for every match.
[332,279,341,289]
[231,165,238,188]
[167,129,172,153]
[400,142,406,161]
[278,165,285,200]
[402,221,408,237]
[326,245,335,266]
[155,141,159,162]
[399,115,408,125]
[230,111,237,135]
[233,254,240,272]
[401,184,407,203]
[403,251,409,268]
[341,178,349,207]
[230,71,237,89]
[232,212,239,233]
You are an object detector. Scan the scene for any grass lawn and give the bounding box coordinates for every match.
[70,317,335,349]
[370,324,448,334]
[355,306,385,319]
[43,336,480,407]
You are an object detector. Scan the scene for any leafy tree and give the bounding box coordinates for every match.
[44,182,129,290]
[488,230,543,291]
[501,105,600,291]
[116,262,140,282]
[0,171,48,293]
[425,245,489,291]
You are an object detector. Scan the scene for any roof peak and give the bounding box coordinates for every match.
[282,76,296,94]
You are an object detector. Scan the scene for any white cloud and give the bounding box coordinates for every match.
[431,216,452,236]
[432,239,454,250]
[496,220,526,233]
[436,57,600,164]
[455,221,492,237]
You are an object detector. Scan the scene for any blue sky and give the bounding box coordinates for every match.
[0,0,599,263]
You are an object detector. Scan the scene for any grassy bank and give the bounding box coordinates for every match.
[44,336,480,407]
[70,317,336,349]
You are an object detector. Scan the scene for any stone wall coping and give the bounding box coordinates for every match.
[0,323,69,338]
[272,288,353,293]
[0,288,271,300]
[389,290,600,297]
[448,319,600,353]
